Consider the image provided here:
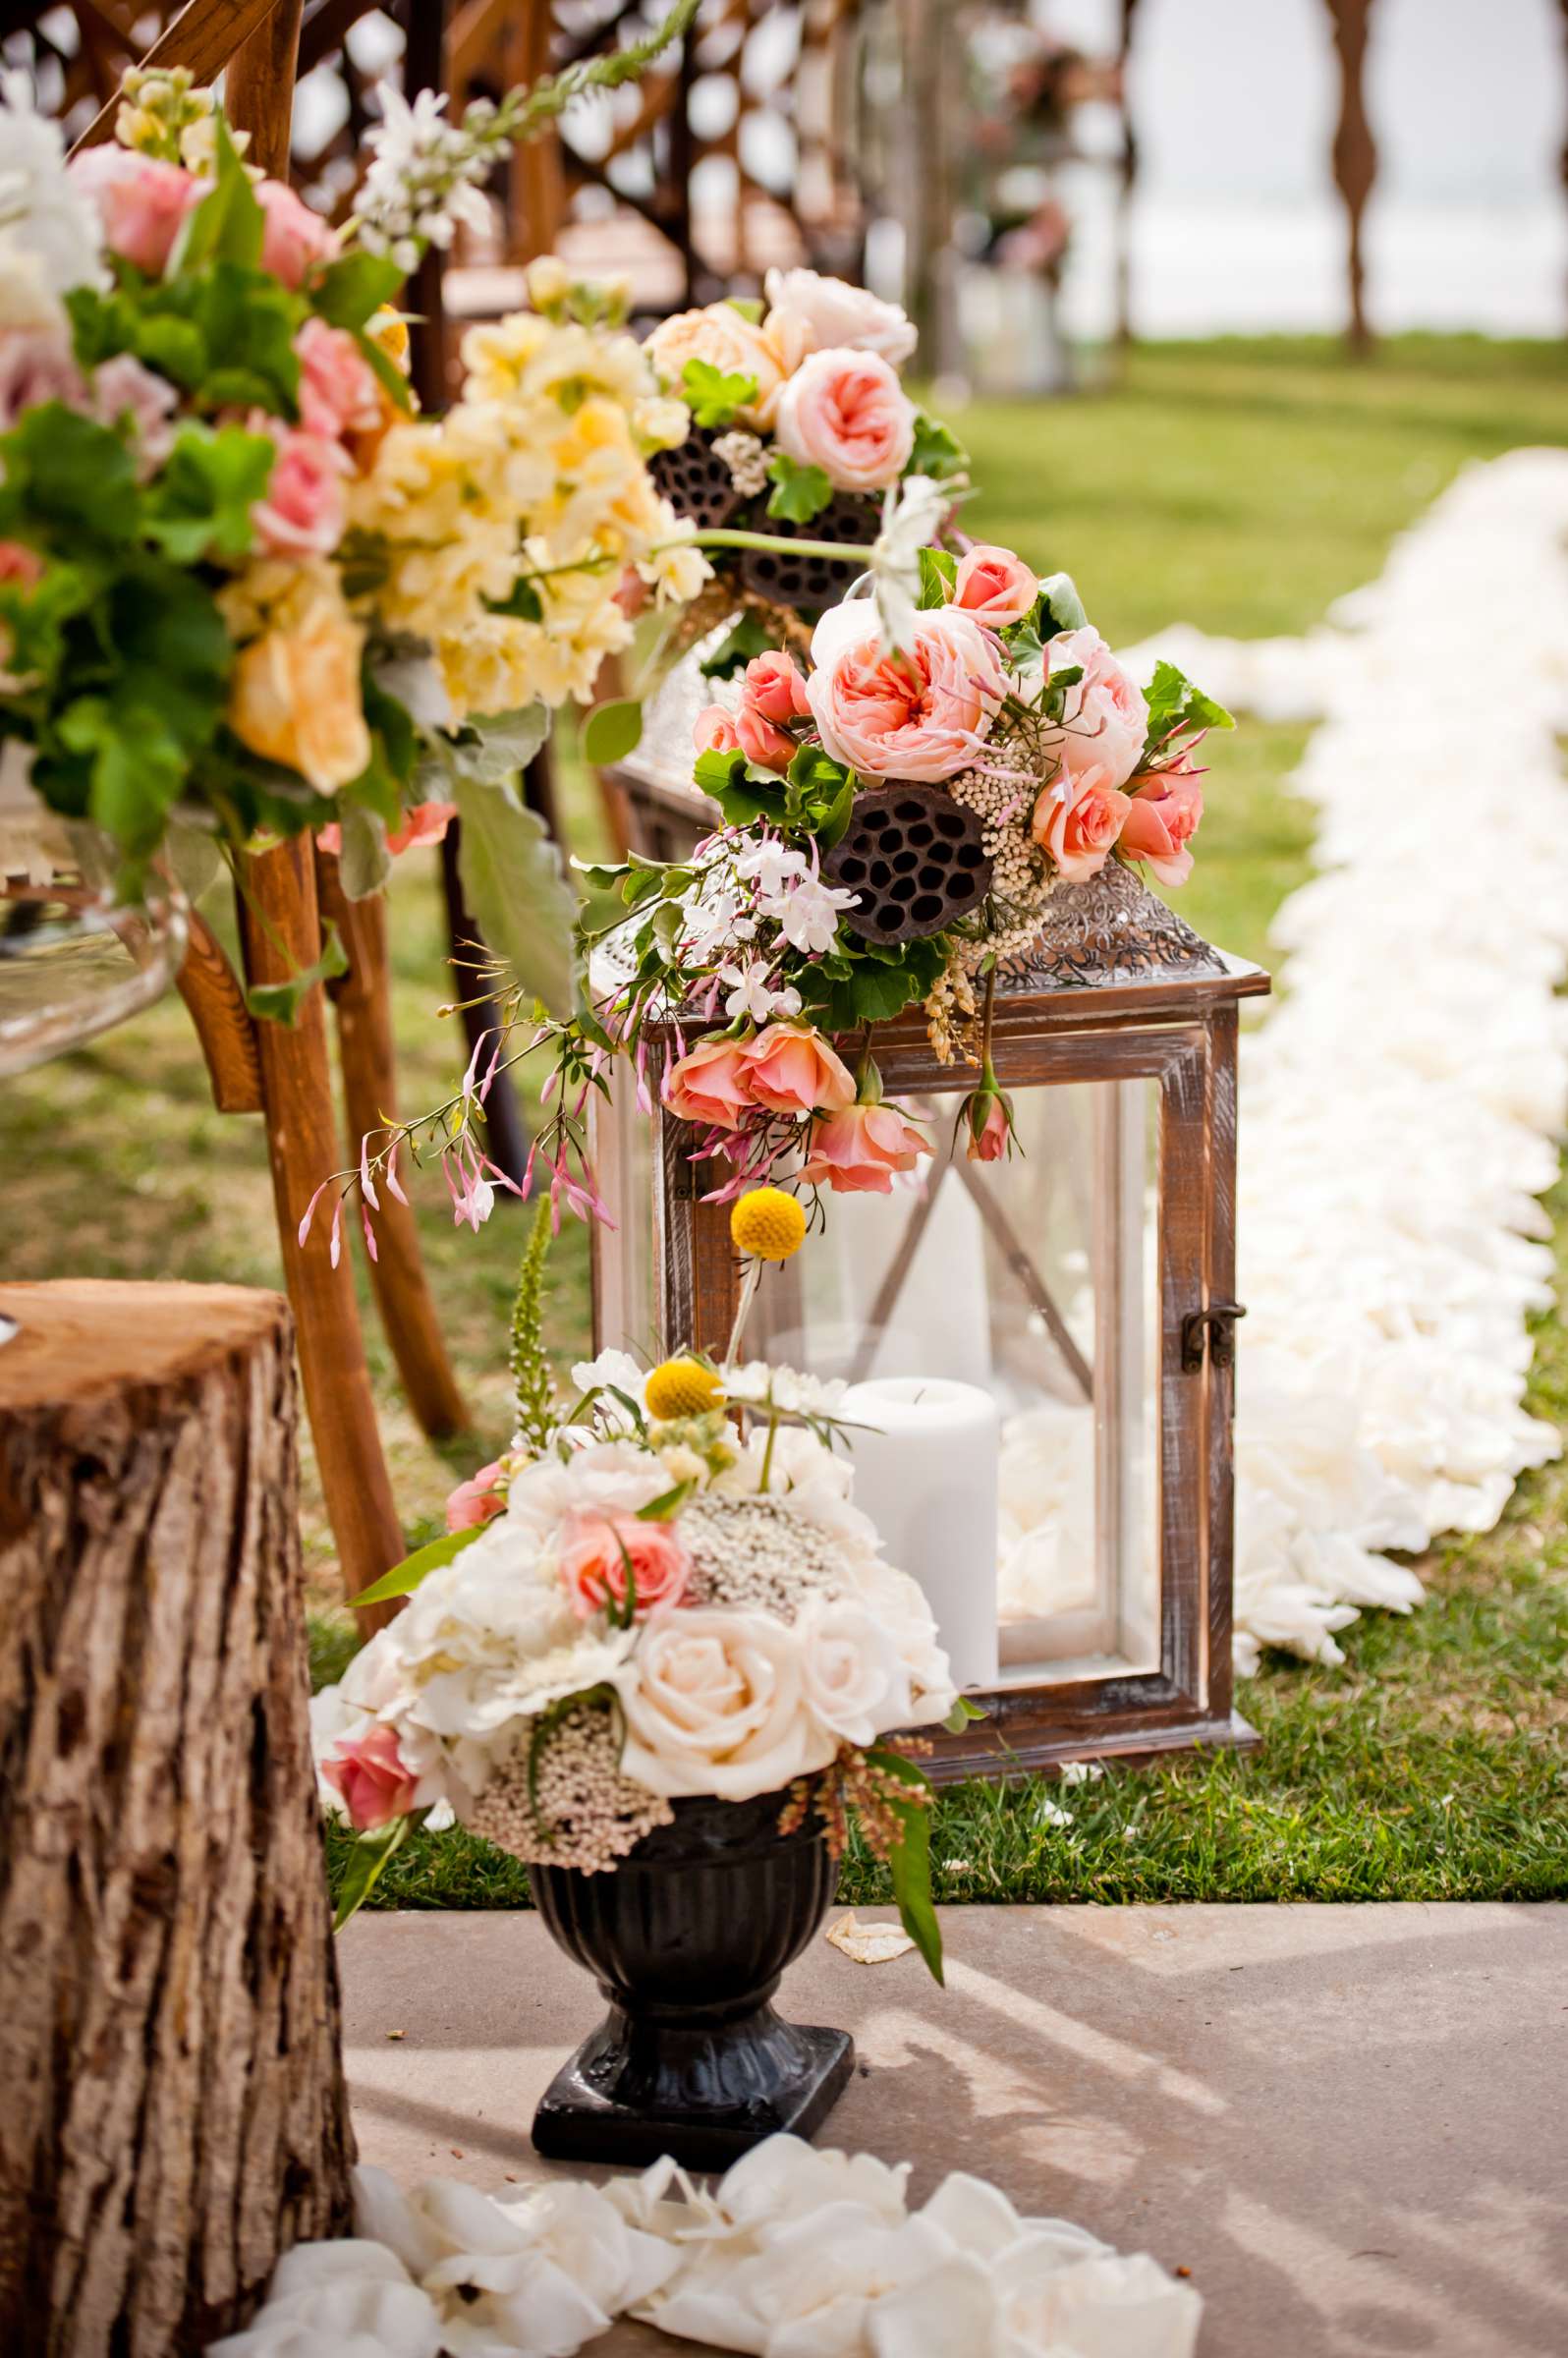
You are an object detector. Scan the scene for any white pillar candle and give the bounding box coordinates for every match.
[838,1376,1000,1692]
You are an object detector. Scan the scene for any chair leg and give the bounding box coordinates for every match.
[316,849,472,1441]
[238,839,405,1632]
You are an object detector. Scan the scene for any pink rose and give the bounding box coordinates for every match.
[734,701,794,772]
[743,650,811,725]
[953,544,1038,626]
[444,1457,506,1532]
[694,704,741,756]
[295,316,383,441]
[663,1034,756,1130]
[738,1024,856,1118]
[762,267,918,367]
[1032,758,1132,884]
[0,541,43,590]
[320,800,457,862]
[774,348,916,493]
[90,353,179,475]
[1038,627,1148,789]
[252,425,347,558]
[321,1723,418,1832]
[1119,764,1204,888]
[255,178,338,287]
[806,601,1005,782]
[69,148,201,275]
[560,1509,692,1621]
[801,1099,931,1195]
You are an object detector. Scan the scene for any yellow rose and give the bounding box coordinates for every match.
[229,586,370,795]
[643,304,790,428]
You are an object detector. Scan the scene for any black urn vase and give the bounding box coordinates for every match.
[530,1786,854,2170]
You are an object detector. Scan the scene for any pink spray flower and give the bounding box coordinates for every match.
[321,1724,418,1831]
[69,147,201,275]
[446,1460,507,1532]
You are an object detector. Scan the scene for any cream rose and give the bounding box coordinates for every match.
[643,304,788,427]
[796,1595,914,1747]
[762,267,918,367]
[618,1608,836,1800]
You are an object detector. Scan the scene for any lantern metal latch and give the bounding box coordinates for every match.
[1182,1300,1246,1372]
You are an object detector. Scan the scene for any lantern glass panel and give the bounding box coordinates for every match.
[750,1075,1162,1686]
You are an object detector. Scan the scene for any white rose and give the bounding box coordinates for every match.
[841,1558,959,1729]
[796,1593,914,1747]
[618,1608,837,1801]
[764,266,918,368]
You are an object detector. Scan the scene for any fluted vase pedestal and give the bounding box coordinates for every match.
[530,1787,854,2170]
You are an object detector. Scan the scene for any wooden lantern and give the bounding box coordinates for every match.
[591,748,1269,1780]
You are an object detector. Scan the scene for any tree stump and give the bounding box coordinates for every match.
[0,1282,355,2357]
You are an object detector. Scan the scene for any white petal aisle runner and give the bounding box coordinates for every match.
[1005,450,1568,1670]
[209,2135,1202,2357]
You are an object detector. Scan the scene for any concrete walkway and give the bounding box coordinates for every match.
[341,1904,1568,2357]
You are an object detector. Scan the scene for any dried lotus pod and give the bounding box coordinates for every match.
[648,429,747,532]
[737,489,877,615]
[825,785,993,943]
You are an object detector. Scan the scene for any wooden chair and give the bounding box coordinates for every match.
[73,0,472,1621]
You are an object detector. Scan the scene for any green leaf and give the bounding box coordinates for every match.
[943,1695,987,1732]
[680,357,757,428]
[886,1790,943,1985]
[725,296,764,323]
[693,745,747,797]
[636,1480,696,1522]
[699,610,774,680]
[333,1814,411,1932]
[452,772,577,1016]
[167,113,264,275]
[441,702,551,790]
[485,576,544,622]
[917,546,957,608]
[1037,570,1088,634]
[1,405,140,545]
[335,804,392,900]
[765,452,833,524]
[309,253,405,331]
[1142,657,1234,753]
[908,410,968,482]
[582,698,644,766]
[347,1519,486,1609]
[141,421,275,563]
[357,329,416,414]
[244,920,350,1026]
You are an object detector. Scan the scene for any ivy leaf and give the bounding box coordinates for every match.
[917,546,957,609]
[308,253,405,331]
[452,771,577,1016]
[908,410,968,482]
[1143,657,1234,752]
[348,1521,485,1609]
[680,357,757,428]
[141,422,275,563]
[693,746,747,797]
[245,920,350,1025]
[582,698,644,765]
[765,452,833,524]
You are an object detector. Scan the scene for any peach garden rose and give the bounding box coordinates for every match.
[801,1098,931,1194]
[1119,762,1204,887]
[662,1034,756,1130]
[737,1024,856,1118]
[644,303,789,427]
[806,600,1005,783]
[773,347,916,493]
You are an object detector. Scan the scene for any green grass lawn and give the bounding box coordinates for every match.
[13,337,1568,1902]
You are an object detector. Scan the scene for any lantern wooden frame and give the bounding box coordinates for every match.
[591,764,1269,1781]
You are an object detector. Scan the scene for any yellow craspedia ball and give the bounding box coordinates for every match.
[644,1357,724,1421]
[730,1187,807,1263]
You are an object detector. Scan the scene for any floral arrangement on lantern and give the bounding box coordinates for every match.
[314,1198,963,1970]
[0,56,705,1009]
[637,266,968,666]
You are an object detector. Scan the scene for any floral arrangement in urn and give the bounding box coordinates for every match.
[0,52,705,1012]
[315,1199,962,1976]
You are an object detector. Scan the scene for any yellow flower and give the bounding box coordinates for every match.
[645,1358,725,1421]
[226,566,370,794]
[730,1188,808,1263]
[367,309,412,369]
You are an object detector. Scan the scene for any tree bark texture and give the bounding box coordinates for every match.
[0,1281,355,2358]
